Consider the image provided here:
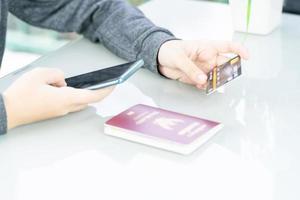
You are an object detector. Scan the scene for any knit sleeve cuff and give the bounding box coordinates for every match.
[137,29,177,74]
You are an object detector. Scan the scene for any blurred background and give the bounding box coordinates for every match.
[1,0,298,76]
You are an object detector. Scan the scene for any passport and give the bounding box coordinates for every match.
[104,104,223,155]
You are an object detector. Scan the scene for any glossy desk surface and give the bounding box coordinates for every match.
[0,1,300,200]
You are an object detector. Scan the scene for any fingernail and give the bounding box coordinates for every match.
[197,74,207,84]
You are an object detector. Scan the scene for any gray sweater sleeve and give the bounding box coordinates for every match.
[8,0,176,73]
[0,94,7,135]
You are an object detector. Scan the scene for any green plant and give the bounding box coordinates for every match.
[246,0,252,31]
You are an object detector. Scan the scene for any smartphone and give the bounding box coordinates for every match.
[65,60,144,90]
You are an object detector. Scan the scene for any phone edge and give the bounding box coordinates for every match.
[119,59,144,83]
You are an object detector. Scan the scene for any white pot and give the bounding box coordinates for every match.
[229,0,284,35]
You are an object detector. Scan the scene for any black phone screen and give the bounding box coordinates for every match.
[65,62,134,89]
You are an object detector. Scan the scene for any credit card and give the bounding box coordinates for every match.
[206,56,242,95]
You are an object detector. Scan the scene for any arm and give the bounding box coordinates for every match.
[9,0,249,89]
[9,0,175,73]
[0,95,7,135]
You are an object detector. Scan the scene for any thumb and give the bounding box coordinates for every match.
[176,55,207,85]
[65,86,114,105]
[32,68,67,87]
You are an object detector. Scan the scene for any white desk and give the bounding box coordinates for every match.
[0,1,300,200]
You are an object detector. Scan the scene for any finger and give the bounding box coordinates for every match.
[91,86,115,102]
[32,68,67,87]
[196,57,217,74]
[176,54,208,85]
[159,66,194,84]
[159,66,182,80]
[216,55,231,66]
[66,86,114,105]
[213,41,250,60]
[200,55,231,74]
[70,104,88,113]
[176,75,194,85]
[196,84,207,90]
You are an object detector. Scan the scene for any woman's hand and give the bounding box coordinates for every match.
[158,40,249,89]
[3,68,114,130]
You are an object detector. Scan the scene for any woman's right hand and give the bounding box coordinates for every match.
[3,68,114,130]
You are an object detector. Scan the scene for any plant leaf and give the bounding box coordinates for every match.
[246,0,252,31]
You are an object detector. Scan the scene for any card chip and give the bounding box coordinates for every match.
[230,57,239,65]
